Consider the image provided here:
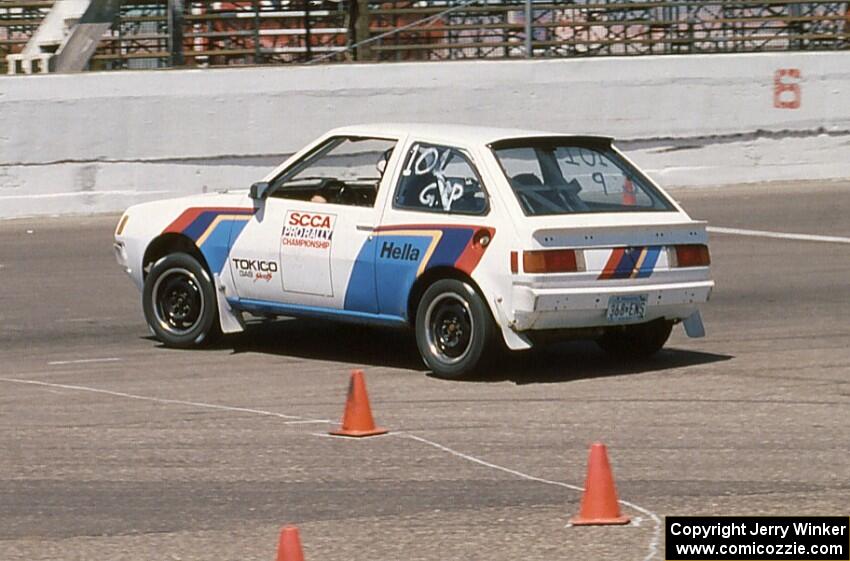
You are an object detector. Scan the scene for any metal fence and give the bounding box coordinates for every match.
[364,0,850,61]
[88,0,350,70]
[2,0,849,72]
[0,0,54,69]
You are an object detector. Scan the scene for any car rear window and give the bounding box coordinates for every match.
[491,140,675,216]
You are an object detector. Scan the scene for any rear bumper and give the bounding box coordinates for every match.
[510,280,714,331]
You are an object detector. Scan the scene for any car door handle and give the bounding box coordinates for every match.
[356,224,374,232]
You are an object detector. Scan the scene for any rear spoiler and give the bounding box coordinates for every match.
[489,135,614,151]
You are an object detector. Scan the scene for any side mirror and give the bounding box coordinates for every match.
[250,181,271,200]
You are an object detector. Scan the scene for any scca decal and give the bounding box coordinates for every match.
[288,212,332,228]
[282,210,336,251]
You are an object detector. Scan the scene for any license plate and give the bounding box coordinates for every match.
[606,295,647,322]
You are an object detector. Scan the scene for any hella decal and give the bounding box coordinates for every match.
[380,241,421,261]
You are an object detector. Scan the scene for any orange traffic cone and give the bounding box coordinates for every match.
[622,177,637,206]
[276,526,305,561]
[570,443,630,525]
[329,370,388,438]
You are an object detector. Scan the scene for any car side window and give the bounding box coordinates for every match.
[393,142,488,215]
[269,136,396,207]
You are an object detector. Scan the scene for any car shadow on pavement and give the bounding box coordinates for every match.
[216,318,427,371]
[164,317,732,384]
[462,342,733,385]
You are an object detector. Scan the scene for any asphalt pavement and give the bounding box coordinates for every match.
[1,180,848,561]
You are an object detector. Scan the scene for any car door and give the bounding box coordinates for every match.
[373,139,494,319]
[227,135,401,315]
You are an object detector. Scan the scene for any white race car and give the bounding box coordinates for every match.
[114,124,713,378]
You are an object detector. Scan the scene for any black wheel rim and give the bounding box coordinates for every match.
[424,293,474,364]
[152,267,205,336]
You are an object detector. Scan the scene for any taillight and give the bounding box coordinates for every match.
[674,244,710,268]
[522,249,580,273]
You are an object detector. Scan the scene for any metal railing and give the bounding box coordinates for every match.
[88,0,351,70]
[0,0,54,72]
[361,0,850,62]
[2,0,848,72]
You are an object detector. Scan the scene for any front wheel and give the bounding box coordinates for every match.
[415,279,495,379]
[142,252,220,348]
[596,318,673,359]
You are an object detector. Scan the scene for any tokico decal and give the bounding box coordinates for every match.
[232,258,278,282]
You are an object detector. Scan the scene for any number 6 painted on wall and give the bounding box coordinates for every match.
[774,68,802,110]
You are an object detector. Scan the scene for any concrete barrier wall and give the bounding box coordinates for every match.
[2,51,849,218]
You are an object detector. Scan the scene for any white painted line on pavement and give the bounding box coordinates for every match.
[0,375,659,559]
[0,377,326,423]
[403,432,584,490]
[708,226,850,245]
[54,317,114,324]
[618,499,663,561]
[401,433,662,561]
[47,357,123,366]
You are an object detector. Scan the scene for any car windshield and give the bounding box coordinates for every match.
[491,139,675,216]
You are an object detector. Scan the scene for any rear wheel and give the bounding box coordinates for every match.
[142,252,220,348]
[596,318,673,358]
[415,279,495,379]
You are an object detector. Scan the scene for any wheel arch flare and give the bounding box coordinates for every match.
[145,206,257,334]
[152,206,257,276]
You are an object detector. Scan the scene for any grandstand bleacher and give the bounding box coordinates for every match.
[2,0,848,74]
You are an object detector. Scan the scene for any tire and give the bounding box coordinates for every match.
[142,252,220,348]
[596,318,673,359]
[415,279,495,379]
